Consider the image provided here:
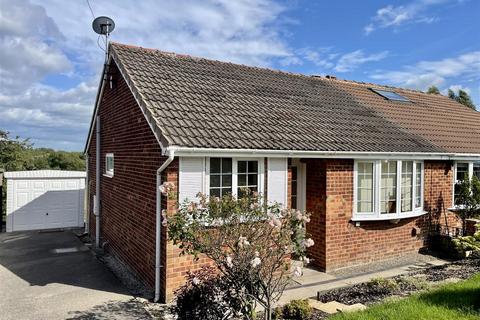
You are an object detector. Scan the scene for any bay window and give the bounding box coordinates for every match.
[354,160,424,220]
[453,161,480,205]
[207,158,264,197]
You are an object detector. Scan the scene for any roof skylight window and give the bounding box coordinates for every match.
[370,88,410,102]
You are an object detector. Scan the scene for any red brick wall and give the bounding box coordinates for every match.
[87,61,173,297]
[304,159,459,272]
[304,159,327,269]
[423,161,460,235]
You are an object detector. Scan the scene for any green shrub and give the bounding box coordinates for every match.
[281,299,312,320]
[397,276,430,291]
[452,235,480,254]
[367,278,399,292]
[174,266,243,320]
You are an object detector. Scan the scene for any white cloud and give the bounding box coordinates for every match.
[334,50,388,72]
[283,48,388,73]
[30,0,291,67]
[0,0,71,94]
[364,0,448,34]
[370,51,480,92]
[1,0,293,150]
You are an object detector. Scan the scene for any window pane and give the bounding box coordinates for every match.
[222,175,232,187]
[291,166,298,209]
[415,163,422,208]
[401,161,413,212]
[210,188,220,198]
[248,161,258,173]
[238,161,247,173]
[456,163,469,181]
[210,175,220,188]
[248,174,258,186]
[474,162,480,179]
[210,158,221,174]
[380,161,397,214]
[357,162,374,213]
[222,158,232,174]
[220,187,232,197]
[455,163,470,204]
[238,174,246,186]
[210,158,232,196]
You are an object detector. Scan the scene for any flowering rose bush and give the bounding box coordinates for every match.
[166,189,313,320]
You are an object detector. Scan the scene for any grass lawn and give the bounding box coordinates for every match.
[331,273,480,320]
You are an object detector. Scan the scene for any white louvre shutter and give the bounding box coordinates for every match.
[267,158,288,206]
[179,157,205,203]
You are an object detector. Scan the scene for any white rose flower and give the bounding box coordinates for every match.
[293,266,302,277]
[251,257,262,268]
[226,256,233,268]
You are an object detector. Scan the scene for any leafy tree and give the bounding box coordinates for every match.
[427,86,440,94]
[0,130,86,218]
[48,151,85,171]
[166,188,313,320]
[454,176,480,235]
[0,130,34,171]
[448,89,477,110]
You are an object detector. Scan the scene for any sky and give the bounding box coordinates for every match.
[0,0,479,151]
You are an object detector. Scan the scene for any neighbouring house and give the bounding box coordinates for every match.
[84,42,480,302]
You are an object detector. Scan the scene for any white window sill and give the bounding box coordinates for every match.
[352,210,427,222]
[103,173,114,178]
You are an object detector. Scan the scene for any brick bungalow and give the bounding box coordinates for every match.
[84,42,480,302]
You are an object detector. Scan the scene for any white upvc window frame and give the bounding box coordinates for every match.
[104,153,114,177]
[353,160,425,221]
[205,157,265,197]
[452,161,480,207]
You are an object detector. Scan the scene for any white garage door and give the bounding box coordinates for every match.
[5,170,86,232]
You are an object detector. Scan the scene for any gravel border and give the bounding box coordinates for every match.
[317,257,480,306]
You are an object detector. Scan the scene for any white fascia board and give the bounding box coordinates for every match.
[168,146,480,160]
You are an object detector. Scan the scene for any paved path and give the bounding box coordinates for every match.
[0,230,151,320]
[279,255,449,305]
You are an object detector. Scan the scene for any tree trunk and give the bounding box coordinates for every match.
[265,302,271,320]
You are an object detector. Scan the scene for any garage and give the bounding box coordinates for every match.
[5,170,86,232]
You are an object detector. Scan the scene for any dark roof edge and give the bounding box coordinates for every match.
[109,46,172,150]
[83,45,171,154]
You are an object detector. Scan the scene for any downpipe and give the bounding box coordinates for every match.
[155,151,175,302]
[95,116,101,248]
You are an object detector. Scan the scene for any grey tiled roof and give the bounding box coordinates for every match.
[109,43,479,154]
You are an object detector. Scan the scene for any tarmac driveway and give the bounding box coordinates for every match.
[0,229,151,320]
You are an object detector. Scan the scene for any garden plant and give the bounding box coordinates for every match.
[163,186,314,320]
